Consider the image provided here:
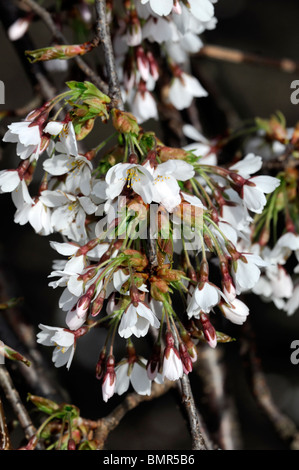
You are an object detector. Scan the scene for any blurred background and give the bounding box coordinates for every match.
[0,0,299,450]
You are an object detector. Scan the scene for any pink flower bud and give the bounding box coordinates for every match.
[165,330,175,349]
[96,349,107,380]
[102,355,116,402]
[147,51,159,81]
[130,285,140,307]
[67,439,76,450]
[91,288,106,317]
[179,343,193,374]
[76,284,95,318]
[200,313,217,349]
[199,260,209,283]
[136,47,149,82]
[172,0,182,14]
[146,343,161,380]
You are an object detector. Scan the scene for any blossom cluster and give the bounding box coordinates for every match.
[0,78,288,402]
[113,0,218,122]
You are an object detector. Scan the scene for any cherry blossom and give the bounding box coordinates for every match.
[36,324,76,369]
[118,302,160,338]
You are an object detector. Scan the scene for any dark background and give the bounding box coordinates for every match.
[0,0,299,450]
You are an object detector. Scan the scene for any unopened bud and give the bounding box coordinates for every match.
[91,289,106,317]
[130,285,140,307]
[96,348,107,380]
[165,330,175,349]
[123,249,148,270]
[76,284,95,318]
[200,313,217,349]
[67,439,76,450]
[146,343,161,380]
[179,343,193,374]
[229,172,246,186]
[25,43,94,63]
[199,260,209,283]
[102,355,116,402]
[111,108,140,135]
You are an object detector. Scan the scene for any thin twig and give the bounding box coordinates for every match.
[171,328,210,450]
[0,396,12,450]
[0,365,36,441]
[21,0,108,93]
[198,44,299,73]
[94,0,123,109]
[177,375,210,450]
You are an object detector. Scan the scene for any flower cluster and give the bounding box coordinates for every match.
[0,78,285,402]
[111,0,218,122]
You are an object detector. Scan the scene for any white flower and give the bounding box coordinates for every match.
[183,124,217,165]
[126,21,142,47]
[242,176,281,214]
[229,153,281,214]
[142,17,173,43]
[220,299,249,325]
[65,305,87,331]
[231,253,268,294]
[141,0,174,17]
[187,281,226,316]
[188,0,215,22]
[14,197,53,236]
[118,302,160,338]
[44,121,64,136]
[229,153,263,179]
[272,232,299,265]
[39,190,97,243]
[8,17,30,41]
[130,89,158,123]
[105,162,155,203]
[115,358,152,396]
[43,122,93,196]
[162,347,183,381]
[3,120,41,161]
[36,324,76,369]
[48,241,109,297]
[0,169,21,193]
[102,362,116,402]
[44,153,93,196]
[168,72,208,110]
[145,159,195,212]
[284,284,299,316]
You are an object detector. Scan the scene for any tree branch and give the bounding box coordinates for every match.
[94,0,123,109]
[0,396,12,450]
[0,365,36,441]
[177,374,211,450]
[198,44,299,73]
[21,0,108,93]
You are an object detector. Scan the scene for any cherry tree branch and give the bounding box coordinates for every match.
[20,0,108,93]
[198,44,299,73]
[0,365,36,441]
[178,374,211,450]
[94,0,123,109]
[0,396,12,450]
